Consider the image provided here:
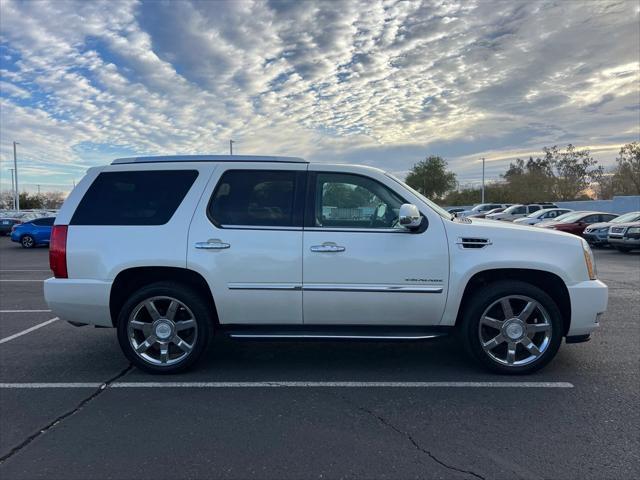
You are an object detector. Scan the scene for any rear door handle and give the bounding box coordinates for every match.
[195,239,230,250]
[310,244,345,253]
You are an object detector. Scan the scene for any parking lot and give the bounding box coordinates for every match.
[0,236,638,479]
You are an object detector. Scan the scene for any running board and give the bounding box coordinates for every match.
[220,325,452,341]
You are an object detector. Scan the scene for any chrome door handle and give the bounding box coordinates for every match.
[195,240,230,250]
[310,244,345,253]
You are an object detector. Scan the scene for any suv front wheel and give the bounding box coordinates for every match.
[460,280,563,374]
[117,282,212,373]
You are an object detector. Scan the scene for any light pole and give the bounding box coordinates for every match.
[13,141,20,210]
[481,157,485,203]
[9,168,15,209]
[229,139,234,155]
[37,184,41,195]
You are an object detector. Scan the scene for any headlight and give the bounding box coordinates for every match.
[581,239,597,280]
[627,227,640,235]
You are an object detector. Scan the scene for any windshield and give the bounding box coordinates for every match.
[527,209,551,218]
[385,173,451,220]
[611,211,639,223]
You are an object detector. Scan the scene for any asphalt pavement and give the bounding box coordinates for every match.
[0,236,638,479]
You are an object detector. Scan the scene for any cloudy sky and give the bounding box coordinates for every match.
[0,0,639,193]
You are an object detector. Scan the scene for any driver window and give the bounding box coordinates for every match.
[314,173,404,229]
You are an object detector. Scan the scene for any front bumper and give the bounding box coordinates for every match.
[566,280,607,336]
[583,231,608,245]
[608,237,640,248]
[44,278,114,327]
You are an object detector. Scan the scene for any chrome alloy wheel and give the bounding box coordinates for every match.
[127,296,198,366]
[21,236,34,248]
[478,295,552,367]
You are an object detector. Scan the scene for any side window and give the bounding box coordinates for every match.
[546,211,557,219]
[528,205,541,213]
[311,173,405,229]
[512,206,526,215]
[71,171,198,226]
[582,215,599,223]
[208,170,301,227]
[33,218,55,226]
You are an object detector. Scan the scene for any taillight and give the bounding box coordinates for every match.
[49,225,68,279]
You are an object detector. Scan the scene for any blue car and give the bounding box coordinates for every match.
[11,217,55,248]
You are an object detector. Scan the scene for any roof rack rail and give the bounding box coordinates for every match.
[112,155,308,165]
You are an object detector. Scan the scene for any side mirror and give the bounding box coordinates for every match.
[399,204,422,230]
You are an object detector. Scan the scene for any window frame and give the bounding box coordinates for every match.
[206,169,307,230]
[304,171,420,233]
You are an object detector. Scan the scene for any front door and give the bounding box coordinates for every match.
[302,167,449,325]
[188,163,307,324]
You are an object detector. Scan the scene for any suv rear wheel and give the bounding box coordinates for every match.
[459,280,563,374]
[116,282,212,373]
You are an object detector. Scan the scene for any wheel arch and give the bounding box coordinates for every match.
[455,268,572,336]
[109,266,218,327]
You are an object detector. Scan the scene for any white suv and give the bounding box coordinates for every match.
[45,155,607,374]
[486,204,557,222]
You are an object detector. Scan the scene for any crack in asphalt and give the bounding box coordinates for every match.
[339,395,486,480]
[0,364,133,465]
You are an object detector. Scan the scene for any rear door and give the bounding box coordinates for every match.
[188,163,306,325]
[301,166,449,326]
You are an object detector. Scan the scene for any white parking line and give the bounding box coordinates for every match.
[0,317,59,344]
[0,279,45,282]
[0,309,52,313]
[0,381,574,389]
[0,269,51,272]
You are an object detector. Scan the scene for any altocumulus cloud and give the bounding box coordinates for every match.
[0,0,638,190]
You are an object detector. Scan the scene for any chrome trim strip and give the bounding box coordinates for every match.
[228,283,302,291]
[229,333,446,340]
[304,227,406,233]
[228,284,443,293]
[303,284,443,293]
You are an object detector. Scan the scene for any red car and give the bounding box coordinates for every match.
[537,211,618,237]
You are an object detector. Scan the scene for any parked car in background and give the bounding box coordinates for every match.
[537,211,618,237]
[458,203,510,218]
[467,207,506,219]
[583,211,640,247]
[513,208,573,225]
[447,207,466,216]
[44,154,607,375]
[0,217,23,236]
[10,217,55,248]
[607,222,640,252]
[486,203,558,222]
[0,211,42,236]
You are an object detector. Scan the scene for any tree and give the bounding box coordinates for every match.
[405,156,457,200]
[611,142,640,195]
[502,156,554,202]
[544,145,603,200]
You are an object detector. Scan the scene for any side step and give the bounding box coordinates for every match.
[219,325,452,341]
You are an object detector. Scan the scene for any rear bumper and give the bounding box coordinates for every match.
[44,278,113,327]
[567,280,607,336]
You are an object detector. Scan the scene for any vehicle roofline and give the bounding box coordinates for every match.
[112,155,308,165]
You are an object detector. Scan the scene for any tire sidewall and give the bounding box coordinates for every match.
[116,282,212,374]
[461,280,564,374]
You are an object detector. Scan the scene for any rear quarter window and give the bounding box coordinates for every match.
[71,170,198,226]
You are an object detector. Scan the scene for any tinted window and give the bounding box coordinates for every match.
[311,173,404,229]
[528,205,541,213]
[32,217,55,226]
[209,170,301,227]
[72,170,198,226]
[512,206,526,214]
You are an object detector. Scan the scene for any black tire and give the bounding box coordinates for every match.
[459,280,564,374]
[116,281,213,374]
[616,247,631,253]
[21,235,35,248]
